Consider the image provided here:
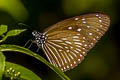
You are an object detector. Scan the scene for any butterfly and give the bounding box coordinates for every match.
[26,13,110,72]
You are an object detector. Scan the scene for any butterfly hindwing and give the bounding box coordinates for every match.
[43,31,88,71]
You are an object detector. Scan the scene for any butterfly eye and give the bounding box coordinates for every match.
[27,13,110,72]
[32,31,37,36]
[32,30,39,36]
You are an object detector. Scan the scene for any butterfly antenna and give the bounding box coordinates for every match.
[18,23,33,31]
[18,23,30,27]
[18,23,30,28]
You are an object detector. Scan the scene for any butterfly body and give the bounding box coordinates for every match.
[32,31,46,46]
[31,13,110,72]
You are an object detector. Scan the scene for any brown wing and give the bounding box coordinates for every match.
[43,13,110,35]
[42,13,110,72]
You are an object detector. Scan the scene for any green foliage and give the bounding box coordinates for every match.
[6,29,26,37]
[0,0,29,21]
[0,25,7,35]
[0,24,70,80]
[0,44,70,80]
[4,62,41,80]
[0,25,26,43]
[63,0,114,15]
[0,52,5,80]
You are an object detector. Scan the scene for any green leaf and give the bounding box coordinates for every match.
[0,25,7,35]
[4,62,41,80]
[0,52,6,80]
[6,29,26,37]
[0,0,29,21]
[0,29,26,43]
[0,45,71,80]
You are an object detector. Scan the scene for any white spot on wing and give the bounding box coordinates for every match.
[96,14,99,16]
[96,36,99,39]
[59,49,62,51]
[93,38,96,40]
[80,54,83,57]
[83,48,85,50]
[65,41,72,44]
[64,67,66,70]
[91,43,94,45]
[62,38,67,40]
[73,36,79,38]
[89,32,93,35]
[68,26,72,30]
[78,59,80,61]
[99,16,101,18]
[96,29,99,31]
[75,17,79,20]
[77,28,81,32]
[77,34,80,35]
[83,52,86,55]
[83,37,86,39]
[74,42,82,45]
[99,20,102,22]
[83,21,86,24]
[84,44,87,47]
[100,25,102,27]
[73,39,80,41]
[82,40,85,43]
[65,46,68,49]
[67,66,69,68]
[66,50,70,52]
[74,61,76,64]
[87,26,90,28]
[70,46,73,48]
[82,18,85,20]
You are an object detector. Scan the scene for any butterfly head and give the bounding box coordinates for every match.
[32,30,40,37]
[32,30,46,45]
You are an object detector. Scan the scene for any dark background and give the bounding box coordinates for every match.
[0,0,120,80]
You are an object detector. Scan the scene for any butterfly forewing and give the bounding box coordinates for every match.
[42,13,110,72]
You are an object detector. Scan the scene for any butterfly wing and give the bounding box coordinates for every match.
[42,13,110,72]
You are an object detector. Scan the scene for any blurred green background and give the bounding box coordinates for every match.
[0,0,120,80]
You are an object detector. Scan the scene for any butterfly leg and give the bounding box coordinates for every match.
[28,41,33,49]
[24,40,31,47]
[36,47,40,52]
[36,43,42,52]
[24,39,36,49]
